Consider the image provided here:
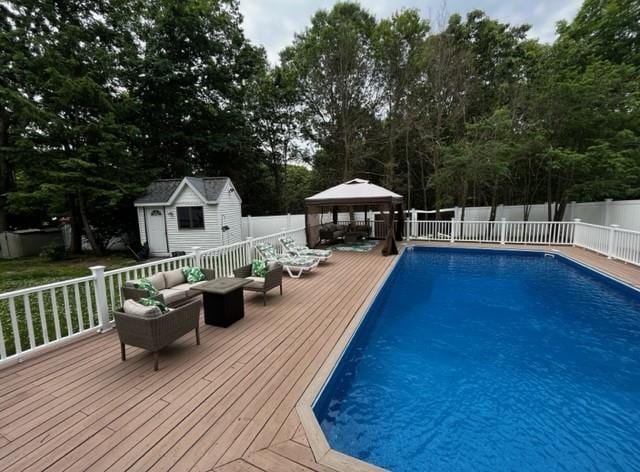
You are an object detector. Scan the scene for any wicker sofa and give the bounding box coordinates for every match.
[319,223,345,243]
[233,262,283,305]
[121,268,215,306]
[114,298,202,371]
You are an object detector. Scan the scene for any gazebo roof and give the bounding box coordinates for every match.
[305,178,403,206]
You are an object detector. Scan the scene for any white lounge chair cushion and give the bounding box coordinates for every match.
[247,276,265,284]
[123,299,161,316]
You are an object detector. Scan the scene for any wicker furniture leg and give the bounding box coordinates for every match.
[195,326,200,345]
[153,352,159,371]
[121,343,126,361]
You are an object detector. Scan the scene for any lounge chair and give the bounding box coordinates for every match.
[279,237,332,262]
[255,242,319,278]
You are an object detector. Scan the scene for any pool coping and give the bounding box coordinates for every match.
[296,243,640,472]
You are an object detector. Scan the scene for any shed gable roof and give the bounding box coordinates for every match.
[134,177,235,206]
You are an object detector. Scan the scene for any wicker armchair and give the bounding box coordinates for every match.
[114,298,202,371]
[233,262,283,306]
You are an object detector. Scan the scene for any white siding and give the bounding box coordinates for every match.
[137,207,147,243]
[165,186,219,253]
[217,180,242,245]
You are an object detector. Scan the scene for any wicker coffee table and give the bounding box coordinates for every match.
[191,278,251,327]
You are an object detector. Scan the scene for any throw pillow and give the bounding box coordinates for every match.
[251,259,267,277]
[139,297,169,313]
[182,266,206,284]
[123,299,161,316]
[136,278,158,297]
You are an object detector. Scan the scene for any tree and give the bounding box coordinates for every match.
[250,65,306,213]
[7,0,146,254]
[372,9,430,202]
[282,2,379,186]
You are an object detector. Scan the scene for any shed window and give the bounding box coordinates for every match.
[177,207,204,229]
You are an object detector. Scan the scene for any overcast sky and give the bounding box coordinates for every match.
[238,0,583,64]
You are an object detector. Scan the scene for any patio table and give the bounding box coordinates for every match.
[190,278,251,327]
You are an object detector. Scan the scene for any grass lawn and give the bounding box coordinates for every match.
[0,253,142,358]
[0,253,139,294]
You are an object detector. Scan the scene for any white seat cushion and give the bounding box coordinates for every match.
[164,269,186,288]
[159,288,187,305]
[171,283,194,292]
[123,299,161,316]
[247,276,265,284]
[148,273,167,290]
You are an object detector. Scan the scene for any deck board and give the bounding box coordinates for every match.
[0,243,638,471]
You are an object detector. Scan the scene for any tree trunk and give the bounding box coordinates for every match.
[68,198,83,254]
[405,130,411,210]
[78,193,103,256]
[0,108,12,232]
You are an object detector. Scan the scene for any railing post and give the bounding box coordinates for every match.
[191,246,202,267]
[90,266,110,333]
[245,237,253,264]
[607,224,620,259]
[500,218,506,245]
[572,218,581,247]
[410,208,417,237]
[450,218,456,243]
[287,213,292,230]
[247,215,253,238]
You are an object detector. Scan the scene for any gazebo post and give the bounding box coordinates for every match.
[332,206,338,225]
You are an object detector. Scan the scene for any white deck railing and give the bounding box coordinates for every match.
[0,226,305,366]
[1,220,637,366]
[406,218,640,265]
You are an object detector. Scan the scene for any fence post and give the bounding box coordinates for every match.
[245,237,253,264]
[450,218,456,243]
[604,198,613,226]
[572,218,581,247]
[191,246,202,267]
[500,218,506,245]
[607,224,620,259]
[247,215,253,238]
[90,266,110,332]
[287,213,292,230]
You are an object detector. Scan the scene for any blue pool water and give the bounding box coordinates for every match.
[314,247,640,471]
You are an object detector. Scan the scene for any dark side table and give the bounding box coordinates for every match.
[191,278,251,327]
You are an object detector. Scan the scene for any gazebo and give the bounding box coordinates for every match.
[305,178,405,256]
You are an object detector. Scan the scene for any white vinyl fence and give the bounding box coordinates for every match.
[0,227,305,366]
[452,198,640,232]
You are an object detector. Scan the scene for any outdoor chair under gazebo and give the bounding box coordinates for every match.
[305,178,404,256]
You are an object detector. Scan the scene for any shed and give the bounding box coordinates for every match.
[305,178,404,255]
[0,228,63,259]
[134,177,242,256]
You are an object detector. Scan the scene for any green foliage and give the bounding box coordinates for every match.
[2,0,639,239]
[39,243,68,262]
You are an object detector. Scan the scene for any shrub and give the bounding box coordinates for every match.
[40,243,68,261]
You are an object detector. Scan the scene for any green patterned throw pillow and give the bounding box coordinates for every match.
[182,266,206,284]
[139,297,169,313]
[136,278,158,296]
[251,259,267,277]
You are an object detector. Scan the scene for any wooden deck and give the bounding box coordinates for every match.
[0,243,639,471]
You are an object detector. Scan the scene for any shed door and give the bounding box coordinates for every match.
[146,208,168,254]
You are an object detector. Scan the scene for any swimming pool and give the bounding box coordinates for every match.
[313,247,640,471]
